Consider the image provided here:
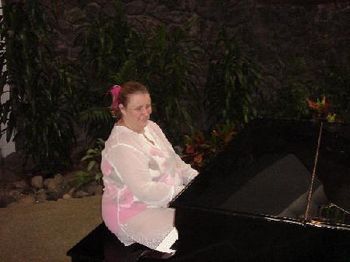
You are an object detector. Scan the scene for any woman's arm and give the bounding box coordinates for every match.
[149,121,198,185]
[105,144,184,207]
[174,154,199,185]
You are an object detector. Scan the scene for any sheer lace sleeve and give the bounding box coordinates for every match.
[105,144,184,207]
[174,154,199,185]
[149,121,198,185]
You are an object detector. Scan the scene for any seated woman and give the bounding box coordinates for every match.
[101,81,198,254]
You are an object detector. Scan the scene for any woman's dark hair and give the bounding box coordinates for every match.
[110,81,149,118]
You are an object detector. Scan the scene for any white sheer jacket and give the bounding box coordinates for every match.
[101,120,198,251]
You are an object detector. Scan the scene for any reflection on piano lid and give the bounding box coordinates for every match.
[169,119,350,261]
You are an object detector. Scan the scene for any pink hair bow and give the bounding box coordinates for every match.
[110,85,122,109]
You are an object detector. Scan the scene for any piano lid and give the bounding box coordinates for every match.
[172,118,350,228]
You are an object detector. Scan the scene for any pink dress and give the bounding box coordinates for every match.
[101,120,198,252]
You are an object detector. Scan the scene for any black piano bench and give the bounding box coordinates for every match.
[67,223,178,262]
[66,223,159,262]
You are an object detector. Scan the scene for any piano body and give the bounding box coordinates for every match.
[67,119,350,262]
[167,119,350,261]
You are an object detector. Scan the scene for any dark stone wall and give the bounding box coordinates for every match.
[121,0,350,62]
[121,0,350,107]
[2,0,349,169]
[16,0,350,115]
[46,0,350,95]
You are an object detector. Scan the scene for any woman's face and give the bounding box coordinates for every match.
[120,92,152,133]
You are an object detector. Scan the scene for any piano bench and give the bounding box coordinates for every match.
[67,223,154,262]
[67,223,238,261]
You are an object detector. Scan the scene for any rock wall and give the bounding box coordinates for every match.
[5,0,350,103]
[121,0,350,104]
[40,0,350,111]
[2,0,349,178]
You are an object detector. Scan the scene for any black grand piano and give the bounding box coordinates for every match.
[67,119,350,261]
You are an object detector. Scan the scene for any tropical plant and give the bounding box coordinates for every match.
[72,138,104,189]
[0,1,76,173]
[306,95,343,123]
[263,56,314,119]
[205,30,262,129]
[70,0,130,140]
[182,122,236,170]
[306,96,330,118]
[112,22,202,143]
[321,65,350,122]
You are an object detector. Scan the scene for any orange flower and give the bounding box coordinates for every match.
[307,96,330,113]
[307,99,320,110]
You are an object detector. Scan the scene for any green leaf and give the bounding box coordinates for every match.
[87,160,97,171]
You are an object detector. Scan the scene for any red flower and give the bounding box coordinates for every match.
[185,144,195,154]
[194,154,203,167]
[306,96,330,113]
